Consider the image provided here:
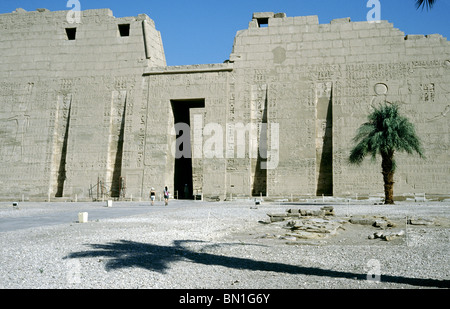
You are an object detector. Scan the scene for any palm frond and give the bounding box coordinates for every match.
[349,141,368,165]
[349,103,425,165]
[416,0,437,10]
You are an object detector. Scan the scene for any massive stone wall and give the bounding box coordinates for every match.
[0,9,448,201]
[227,13,450,197]
[141,65,232,199]
[0,8,165,200]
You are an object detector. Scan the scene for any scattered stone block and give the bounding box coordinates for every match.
[285,231,327,240]
[78,212,88,223]
[349,216,376,225]
[286,208,300,214]
[368,230,405,241]
[373,219,395,228]
[321,206,335,216]
[407,218,434,225]
[267,213,288,222]
[281,235,297,241]
[384,230,405,241]
[281,206,335,219]
[265,207,342,241]
[264,208,410,243]
[349,216,395,227]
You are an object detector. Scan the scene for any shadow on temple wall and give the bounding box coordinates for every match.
[110,103,126,198]
[316,88,333,196]
[65,239,449,288]
[55,105,71,198]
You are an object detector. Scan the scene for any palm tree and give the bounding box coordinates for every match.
[416,0,437,10]
[349,103,425,204]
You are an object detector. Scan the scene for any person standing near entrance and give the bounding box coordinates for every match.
[150,187,156,206]
[164,186,169,206]
[184,184,190,199]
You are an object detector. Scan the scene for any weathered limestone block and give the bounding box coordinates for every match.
[349,216,395,227]
[285,231,328,240]
[407,218,434,225]
[286,217,341,235]
[267,213,288,222]
[286,206,335,217]
[368,230,405,241]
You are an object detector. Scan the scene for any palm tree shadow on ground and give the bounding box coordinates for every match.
[64,239,449,288]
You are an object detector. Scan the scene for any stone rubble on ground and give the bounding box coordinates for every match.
[1,201,449,289]
[368,230,405,241]
[265,206,343,240]
[349,215,396,228]
[407,218,435,226]
[264,206,413,242]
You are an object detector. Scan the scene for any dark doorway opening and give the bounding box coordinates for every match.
[171,99,205,199]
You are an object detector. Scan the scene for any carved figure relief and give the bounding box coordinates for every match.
[421,83,435,102]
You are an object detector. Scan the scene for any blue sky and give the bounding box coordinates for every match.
[1,0,449,66]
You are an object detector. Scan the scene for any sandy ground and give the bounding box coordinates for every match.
[0,199,449,290]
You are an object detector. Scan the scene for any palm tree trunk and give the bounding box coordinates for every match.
[381,151,395,204]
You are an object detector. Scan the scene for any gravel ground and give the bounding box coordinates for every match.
[0,200,449,289]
